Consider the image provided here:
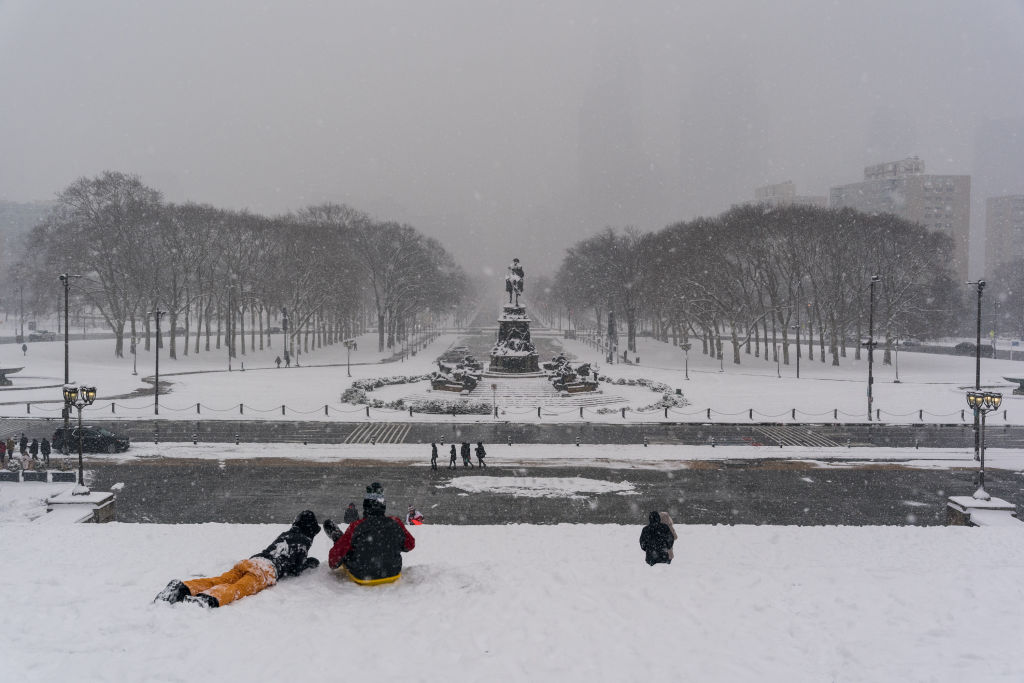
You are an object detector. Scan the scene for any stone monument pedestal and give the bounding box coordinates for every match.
[489,303,540,373]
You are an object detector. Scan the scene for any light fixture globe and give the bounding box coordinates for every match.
[986,392,1002,410]
[83,386,98,405]
[62,384,78,404]
[966,392,981,409]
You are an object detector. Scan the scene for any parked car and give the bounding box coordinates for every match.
[28,330,55,342]
[52,425,130,454]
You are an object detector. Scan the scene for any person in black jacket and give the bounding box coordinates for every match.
[475,442,487,467]
[155,509,321,607]
[460,441,473,467]
[324,483,415,585]
[430,443,438,470]
[639,511,676,566]
[40,438,51,467]
[448,444,457,469]
[342,502,359,524]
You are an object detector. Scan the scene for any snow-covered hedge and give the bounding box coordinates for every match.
[596,376,671,393]
[350,374,432,392]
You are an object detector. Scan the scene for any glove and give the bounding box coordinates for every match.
[302,557,320,571]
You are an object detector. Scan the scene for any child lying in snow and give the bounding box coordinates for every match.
[155,510,321,608]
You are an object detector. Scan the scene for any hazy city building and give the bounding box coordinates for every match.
[985,195,1024,277]
[741,181,827,209]
[830,157,971,283]
[974,117,1024,278]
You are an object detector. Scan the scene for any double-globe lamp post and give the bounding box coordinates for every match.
[58,273,81,457]
[62,383,97,494]
[966,280,985,462]
[966,390,1002,501]
[866,275,881,422]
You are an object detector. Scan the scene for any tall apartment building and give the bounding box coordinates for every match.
[829,157,971,283]
[749,181,827,208]
[985,195,1024,276]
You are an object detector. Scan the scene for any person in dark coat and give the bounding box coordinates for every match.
[155,510,321,607]
[29,438,39,462]
[475,442,487,467]
[19,434,28,457]
[448,444,457,469]
[460,442,473,468]
[0,440,6,466]
[325,483,415,585]
[343,502,359,524]
[639,511,676,566]
[430,443,438,471]
[40,438,51,467]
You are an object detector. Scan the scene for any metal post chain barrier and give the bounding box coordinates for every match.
[26,403,30,414]
[154,430,159,445]
[197,403,201,414]
[537,406,541,418]
[239,403,244,415]
[876,408,880,421]
[507,435,512,446]
[365,406,370,418]
[706,408,711,420]
[919,409,923,421]
[281,405,285,416]
[111,403,115,413]
[235,434,239,445]
[749,408,753,420]
[192,433,198,445]
[834,409,838,420]
[621,407,626,419]
[643,436,648,447]
[792,408,796,420]
[575,436,580,447]
[324,405,329,416]
[580,406,584,418]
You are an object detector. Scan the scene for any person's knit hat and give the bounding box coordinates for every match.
[293,510,321,538]
[363,482,386,516]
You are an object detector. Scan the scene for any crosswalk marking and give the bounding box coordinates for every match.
[754,426,842,448]
[344,423,411,444]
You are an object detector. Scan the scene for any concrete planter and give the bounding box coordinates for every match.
[21,470,48,482]
[0,470,19,482]
[51,472,77,483]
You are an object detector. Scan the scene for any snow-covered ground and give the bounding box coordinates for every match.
[2,327,1023,424]
[2,521,1023,682]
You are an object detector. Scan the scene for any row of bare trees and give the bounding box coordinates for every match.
[16,171,470,359]
[541,204,963,366]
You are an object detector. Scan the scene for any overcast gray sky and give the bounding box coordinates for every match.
[2,0,1023,276]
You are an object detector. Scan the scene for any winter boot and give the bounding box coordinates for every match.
[323,518,343,542]
[184,593,219,608]
[154,579,190,604]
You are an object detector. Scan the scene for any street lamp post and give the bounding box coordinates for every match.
[151,310,165,415]
[893,334,900,384]
[131,335,138,375]
[680,342,691,380]
[281,308,290,367]
[62,383,97,493]
[791,324,801,378]
[966,390,1002,500]
[58,274,81,457]
[967,280,985,461]
[343,338,355,377]
[866,275,881,421]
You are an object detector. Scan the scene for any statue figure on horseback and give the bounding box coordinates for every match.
[505,258,525,305]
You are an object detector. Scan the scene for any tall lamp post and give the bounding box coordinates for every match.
[866,275,881,421]
[680,342,691,380]
[151,310,165,415]
[791,323,801,378]
[967,280,985,461]
[282,307,290,367]
[966,390,1002,501]
[62,383,97,493]
[343,338,355,377]
[58,274,81,457]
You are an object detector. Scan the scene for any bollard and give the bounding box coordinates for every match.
[409,407,413,417]
[876,408,880,421]
[197,402,201,414]
[154,430,159,445]
[239,403,244,415]
[710,436,716,448]
[621,407,626,419]
[537,406,541,418]
[494,406,498,418]
[706,408,711,420]
[643,436,648,447]
[281,404,286,416]
[749,409,753,420]
[961,409,964,421]
[575,436,580,447]
[192,433,198,445]
[324,404,328,416]
[846,439,850,448]
[235,433,239,445]
[580,407,584,418]
[834,409,838,420]
[366,406,370,418]
[26,403,30,414]
[664,407,668,418]
[303,439,307,445]
[507,435,512,446]
[791,408,796,420]
[915,438,919,450]
[919,409,923,421]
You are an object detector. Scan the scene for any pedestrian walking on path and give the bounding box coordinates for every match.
[460,442,473,468]
[430,443,438,470]
[40,438,51,467]
[448,444,457,469]
[475,442,487,467]
[19,434,28,459]
[0,440,6,467]
[29,438,39,463]
[275,356,281,368]
[639,511,676,566]
[343,502,359,524]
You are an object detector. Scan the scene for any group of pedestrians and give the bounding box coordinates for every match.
[429,441,486,470]
[155,481,417,608]
[1,433,52,470]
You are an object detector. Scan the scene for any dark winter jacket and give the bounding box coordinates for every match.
[460,443,471,459]
[343,504,360,524]
[449,445,457,461]
[250,510,321,579]
[328,511,415,581]
[639,511,675,566]
[475,443,486,459]
[29,439,38,457]
[40,439,51,457]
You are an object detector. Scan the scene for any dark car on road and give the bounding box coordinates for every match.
[52,426,130,453]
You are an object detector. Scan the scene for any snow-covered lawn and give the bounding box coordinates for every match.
[1,329,1023,423]
[2,521,1023,682]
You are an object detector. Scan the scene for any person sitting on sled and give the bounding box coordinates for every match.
[405,505,424,525]
[324,483,415,585]
[639,510,676,566]
[155,510,321,608]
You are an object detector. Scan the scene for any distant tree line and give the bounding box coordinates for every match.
[13,171,470,359]
[541,204,963,367]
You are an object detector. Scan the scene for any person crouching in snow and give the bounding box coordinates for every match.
[323,483,415,585]
[155,509,322,607]
[639,510,676,566]
[405,505,424,525]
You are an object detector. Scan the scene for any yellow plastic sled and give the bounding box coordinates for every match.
[335,566,401,586]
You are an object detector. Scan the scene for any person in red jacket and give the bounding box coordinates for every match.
[324,483,415,585]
